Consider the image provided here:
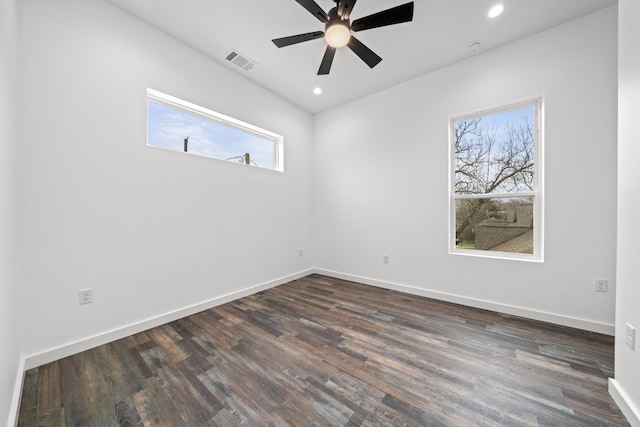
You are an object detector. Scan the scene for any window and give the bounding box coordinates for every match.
[146,89,283,171]
[449,98,543,261]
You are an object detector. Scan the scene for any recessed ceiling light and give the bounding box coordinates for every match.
[313,87,323,95]
[488,4,504,18]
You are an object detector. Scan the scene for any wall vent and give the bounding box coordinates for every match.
[225,50,256,71]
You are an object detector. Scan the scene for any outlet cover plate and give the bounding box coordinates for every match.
[594,279,608,292]
[79,288,93,305]
[626,323,636,350]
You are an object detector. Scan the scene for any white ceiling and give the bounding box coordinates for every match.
[106,0,617,113]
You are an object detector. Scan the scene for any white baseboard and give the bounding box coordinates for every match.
[313,268,615,336]
[23,269,314,370]
[609,379,640,427]
[7,357,25,427]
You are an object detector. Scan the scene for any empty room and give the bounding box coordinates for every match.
[1,0,639,425]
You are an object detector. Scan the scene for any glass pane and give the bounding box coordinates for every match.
[147,100,276,169]
[455,196,534,254]
[453,105,535,195]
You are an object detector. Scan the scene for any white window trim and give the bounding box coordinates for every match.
[448,96,544,262]
[146,88,284,172]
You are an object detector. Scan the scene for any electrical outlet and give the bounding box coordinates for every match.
[383,254,390,264]
[594,279,608,292]
[299,248,303,257]
[626,323,636,350]
[79,288,93,305]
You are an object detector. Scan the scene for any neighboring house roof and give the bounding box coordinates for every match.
[490,229,534,253]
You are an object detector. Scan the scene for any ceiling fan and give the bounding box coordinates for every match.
[272,0,414,75]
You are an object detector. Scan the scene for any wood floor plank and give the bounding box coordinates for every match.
[114,397,142,427]
[132,376,186,427]
[16,367,38,427]
[154,365,217,425]
[35,362,63,427]
[64,350,121,425]
[17,274,631,426]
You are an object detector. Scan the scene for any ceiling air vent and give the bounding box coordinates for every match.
[225,50,256,71]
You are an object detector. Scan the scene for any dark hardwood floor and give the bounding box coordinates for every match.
[17,274,629,426]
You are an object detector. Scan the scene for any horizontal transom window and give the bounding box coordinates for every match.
[146,89,283,172]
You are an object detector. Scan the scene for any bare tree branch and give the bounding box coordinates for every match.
[453,113,535,238]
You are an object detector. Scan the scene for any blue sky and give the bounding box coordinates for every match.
[476,104,535,138]
[147,101,275,168]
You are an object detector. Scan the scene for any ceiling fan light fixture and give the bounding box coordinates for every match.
[325,23,351,48]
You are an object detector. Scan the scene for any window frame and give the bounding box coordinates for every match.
[146,88,284,172]
[448,96,544,262]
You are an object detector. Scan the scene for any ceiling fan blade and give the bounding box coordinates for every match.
[294,0,330,23]
[318,46,337,75]
[272,31,325,48]
[347,36,382,68]
[337,0,357,20]
[351,2,414,32]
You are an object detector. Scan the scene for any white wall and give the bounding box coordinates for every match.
[0,0,22,424]
[314,8,618,334]
[18,0,314,362]
[611,0,640,424]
